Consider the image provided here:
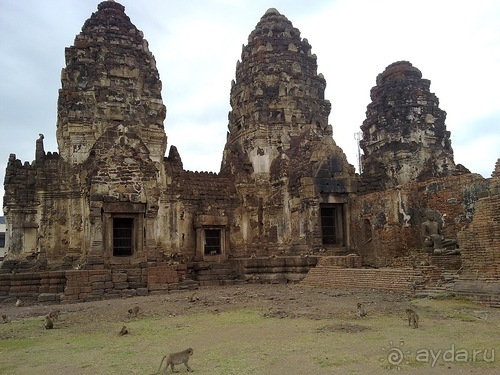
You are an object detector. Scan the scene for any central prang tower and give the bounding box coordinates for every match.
[221,9,356,256]
[222,8,336,177]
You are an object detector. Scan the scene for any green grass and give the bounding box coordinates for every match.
[0,299,499,375]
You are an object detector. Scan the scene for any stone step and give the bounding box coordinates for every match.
[302,267,422,292]
[198,280,226,287]
[178,280,199,290]
[246,272,307,283]
[196,268,235,276]
[243,266,312,274]
[415,290,456,299]
[196,273,239,281]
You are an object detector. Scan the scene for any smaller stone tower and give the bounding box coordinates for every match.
[360,61,466,191]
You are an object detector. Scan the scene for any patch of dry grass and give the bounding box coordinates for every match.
[0,294,498,374]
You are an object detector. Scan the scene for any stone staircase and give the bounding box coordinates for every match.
[300,256,466,294]
[452,276,500,308]
[302,266,425,292]
[416,270,461,298]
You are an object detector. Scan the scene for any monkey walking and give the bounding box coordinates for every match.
[128,306,140,318]
[47,309,60,321]
[152,348,194,374]
[356,303,367,317]
[406,308,419,328]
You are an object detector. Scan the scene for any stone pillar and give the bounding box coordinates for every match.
[35,134,45,162]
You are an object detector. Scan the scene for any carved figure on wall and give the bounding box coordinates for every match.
[421,210,460,255]
[35,133,45,161]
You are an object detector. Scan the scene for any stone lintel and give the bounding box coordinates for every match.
[194,215,228,228]
[103,202,145,213]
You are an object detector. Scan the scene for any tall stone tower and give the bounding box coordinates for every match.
[3,1,170,266]
[56,0,167,164]
[360,61,465,191]
[221,9,355,255]
[222,8,339,178]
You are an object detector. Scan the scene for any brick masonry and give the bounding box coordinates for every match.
[0,271,65,302]
[350,173,488,268]
[302,267,425,292]
[0,263,188,303]
[454,159,500,306]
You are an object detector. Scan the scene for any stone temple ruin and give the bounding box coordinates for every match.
[2,2,499,306]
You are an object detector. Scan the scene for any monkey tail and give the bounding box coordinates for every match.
[150,355,166,375]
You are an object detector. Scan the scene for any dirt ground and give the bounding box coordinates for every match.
[1,283,412,323]
[1,283,499,374]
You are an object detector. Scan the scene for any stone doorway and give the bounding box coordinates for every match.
[320,204,345,246]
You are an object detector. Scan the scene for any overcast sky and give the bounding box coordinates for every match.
[1,0,499,211]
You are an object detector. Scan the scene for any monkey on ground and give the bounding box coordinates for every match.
[128,306,140,318]
[406,308,419,328]
[249,274,260,281]
[2,314,11,323]
[44,315,54,330]
[356,303,367,317]
[47,309,60,321]
[152,348,194,374]
[15,298,24,307]
[119,326,129,336]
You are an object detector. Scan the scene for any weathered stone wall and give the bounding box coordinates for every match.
[3,152,85,259]
[454,159,500,305]
[231,256,319,283]
[350,189,414,266]
[0,271,66,302]
[0,265,188,303]
[350,174,487,267]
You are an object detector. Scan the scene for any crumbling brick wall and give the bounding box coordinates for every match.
[457,161,500,281]
[302,267,425,292]
[350,174,487,268]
